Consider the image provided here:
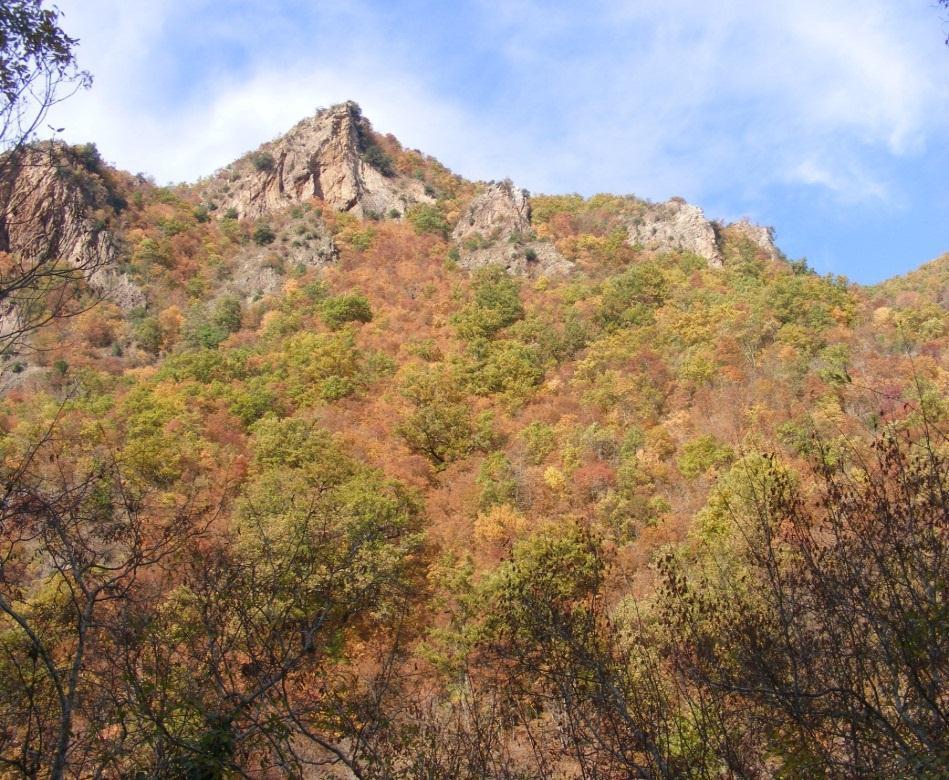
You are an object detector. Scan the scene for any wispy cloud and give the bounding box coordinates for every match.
[43,0,949,280]
[464,0,946,206]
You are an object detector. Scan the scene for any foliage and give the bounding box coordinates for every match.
[250,150,275,172]
[659,426,949,778]
[279,328,379,404]
[252,222,276,245]
[397,365,483,466]
[677,434,734,478]
[2,90,948,777]
[453,265,525,340]
[598,260,669,328]
[476,451,520,510]
[519,421,556,465]
[361,143,396,176]
[405,203,450,237]
[319,292,373,329]
[0,0,90,149]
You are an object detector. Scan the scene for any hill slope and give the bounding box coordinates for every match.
[0,102,945,778]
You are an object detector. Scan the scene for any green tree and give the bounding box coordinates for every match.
[476,451,520,510]
[661,426,949,777]
[598,261,669,329]
[252,223,276,245]
[405,203,449,237]
[212,294,242,334]
[320,292,373,330]
[0,0,90,154]
[113,418,423,777]
[397,366,480,466]
[0,417,211,779]
[453,266,525,341]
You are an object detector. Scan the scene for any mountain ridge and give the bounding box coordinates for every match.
[4,98,940,311]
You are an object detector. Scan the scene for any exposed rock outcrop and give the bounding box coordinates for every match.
[230,223,338,299]
[453,179,532,243]
[452,180,573,276]
[621,198,782,268]
[624,198,723,267]
[0,144,145,330]
[722,218,779,261]
[208,101,433,220]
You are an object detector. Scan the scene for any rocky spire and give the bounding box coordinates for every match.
[625,198,724,267]
[207,101,434,220]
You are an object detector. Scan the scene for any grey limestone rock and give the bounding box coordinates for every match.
[452,180,573,276]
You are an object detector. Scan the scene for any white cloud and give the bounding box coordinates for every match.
[42,0,949,213]
[45,1,510,184]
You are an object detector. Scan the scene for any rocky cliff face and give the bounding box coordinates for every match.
[229,223,338,299]
[453,179,532,242]
[0,145,144,318]
[623,199,779,267]
[203,103,782,277]
[207,102,433,220]
[722,218,779,261]
[624,199,723,267]
[452,180,573,276]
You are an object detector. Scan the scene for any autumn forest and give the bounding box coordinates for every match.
[0,3,946,778]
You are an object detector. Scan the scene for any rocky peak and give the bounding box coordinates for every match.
[625,198,723,267]
[207,101,433,220]
[452,179,531,244]
[722,218,779,261]
[0,143,144,323]
[452,179,573,276]
[622,197,783,268]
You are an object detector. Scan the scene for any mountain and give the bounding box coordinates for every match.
[200,101,435,220]
[0,102,945,778]
[1,101,788,328]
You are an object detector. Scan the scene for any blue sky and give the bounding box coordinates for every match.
[47,0,949,283]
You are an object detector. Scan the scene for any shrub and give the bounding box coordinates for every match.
[678,434,735,479]
[520,422,556,465]
[453,266,525,341]
[280,330,374,404]
[468,339,545,404]
[361,144,396,177]
[212,295,243,334]
[320,293,373,330]
[132,237,172,271]
[348,228,375,252]
[134,317,163,354]
[406,204,450,238]
[477,452,520,510]
[70,142,102,172]
[251,151,275,172]
[253,224,276,245]
[182,300,241,350]
[598,262,670,328]
[397,366,479,467]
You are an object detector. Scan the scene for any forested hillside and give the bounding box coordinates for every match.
[0,101,945,779]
